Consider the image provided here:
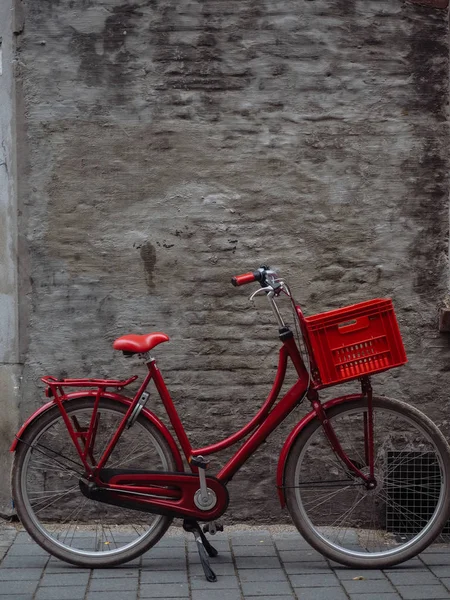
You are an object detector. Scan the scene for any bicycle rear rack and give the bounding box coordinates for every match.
[41,375,139,398]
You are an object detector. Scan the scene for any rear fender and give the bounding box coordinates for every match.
[276,393,364,507]
[10,390,184,472]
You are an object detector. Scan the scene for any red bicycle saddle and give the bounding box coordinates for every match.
[113,332,169,354]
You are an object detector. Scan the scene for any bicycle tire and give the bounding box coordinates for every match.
[284,395,450,568]
[12,397,177,567]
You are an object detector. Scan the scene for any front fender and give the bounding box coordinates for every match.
[276,393,364,507]
[10,391,185,472]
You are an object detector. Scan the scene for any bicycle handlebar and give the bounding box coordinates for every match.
[231,271,261,287]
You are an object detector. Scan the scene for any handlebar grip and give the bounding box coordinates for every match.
[231,272,258,287]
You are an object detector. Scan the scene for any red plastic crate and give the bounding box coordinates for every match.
[304,298,407,386]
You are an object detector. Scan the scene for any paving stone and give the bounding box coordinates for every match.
[233,545,277,557]
[146,546,187,559]
[140,569,188,584]
[191,590,242,600]
[394,585,450,599]
[278,549,324,562]
[234,556,282,570]
[7,543,49,556]
[139,582,190,598]
[44,564,90,574]
[141,557,186,570]
[188,551,233,563]
[431,567,450,578]
[190,562,236,577]
[86,593,137,600]
[334,568,387,580]
[0,596,34,600]
[238,568,288,582]
[288,573,340,588]
[91,568,139,578]
[40,572,91,587]
[0,580,38,595]
[386,569,441,585]
[191,574,240,589]
[341,578,396,594]
[88,577,138,591]
[35,586,88,600]
[273,539,312,551]
[241,580,293,596]
[283,561,329,575]
[243,596,294,600]
[0,567,43,580]
[420,554,450,566]
[1,554,49,569]
[292,587,348,600]
[348,595,401,600]
[230,532,272,545]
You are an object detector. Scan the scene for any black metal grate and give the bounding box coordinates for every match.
[386,451,446,535]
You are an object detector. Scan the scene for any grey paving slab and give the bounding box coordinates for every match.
[40,572,90,587]
[7,543,49,556]
[341,578,397,594]
[1,554,49,568]
[238,568,288,582]
[190,562,236,576]
[140,569,188,584]
[288,573,341,588]
[234,556,282,570]
[191,574,240,589]
[283,561,329,574]
[348,595,402,600]
[230,532,272,545]
[421,554,450,566]
[88,577,139,591]
[0,580,39,595]
[386,569,441,585]
[432,567,450,578]
[0,567,43,580]
[233,544,277,557]
[241,580,293,596]
[334,568,387,580]
[243,596,294,600]
[86,593,138,600]
[35,586,88,600]
[278,549,324,562]
[292,587,348,600]
[139,582,190,598]
[0,596,34,600]
[394,584,450,599]
[91,567,140,578]
[191,590,242,600]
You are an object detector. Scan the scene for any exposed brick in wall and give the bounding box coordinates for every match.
[15,0,449,521]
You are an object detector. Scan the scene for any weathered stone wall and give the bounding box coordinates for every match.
[13,0,449,521]
[0,0,21,514]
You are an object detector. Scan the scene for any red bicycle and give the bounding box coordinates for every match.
[10,267,450,580]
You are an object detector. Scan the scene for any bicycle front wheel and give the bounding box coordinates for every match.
[285,396,450,568]
[12,397,177,567]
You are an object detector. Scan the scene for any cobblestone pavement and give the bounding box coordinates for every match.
[1,524,450,600]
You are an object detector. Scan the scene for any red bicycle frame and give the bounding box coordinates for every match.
[12,314,375,522]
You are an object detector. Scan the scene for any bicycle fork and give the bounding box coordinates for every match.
[312,376,376,488]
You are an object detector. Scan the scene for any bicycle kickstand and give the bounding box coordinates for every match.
[183,519,218,582]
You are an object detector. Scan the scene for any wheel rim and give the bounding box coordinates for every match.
[293,404,448,560]
[19,404,170,559]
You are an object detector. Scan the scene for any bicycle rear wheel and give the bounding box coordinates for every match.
[12,397,177,567]
[285,396,450,568]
